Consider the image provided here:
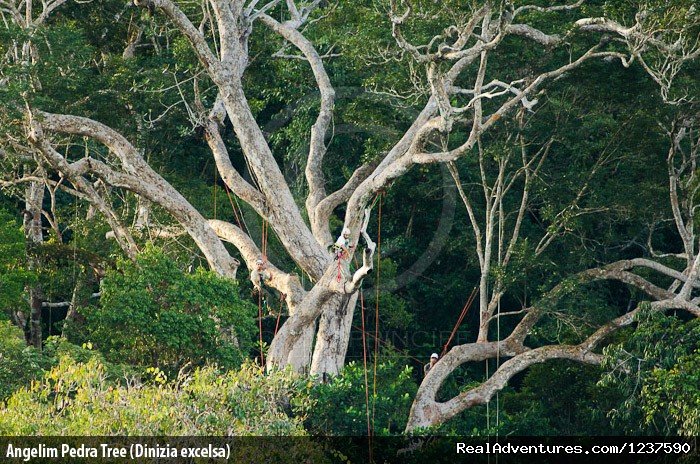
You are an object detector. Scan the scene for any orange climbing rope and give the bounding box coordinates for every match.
[257,218,270,366]
[336,257,343,282]
[371,193,383,435]
[274,299,283,337]
[353,192,385,446]
[222,182,247,234]
[441,286,478,358]
[359,288,372,439]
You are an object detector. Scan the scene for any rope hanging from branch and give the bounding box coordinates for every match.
[441,286,478,357]
[371,192,383,436]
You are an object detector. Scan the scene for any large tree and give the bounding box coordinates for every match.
[1,0,699,431]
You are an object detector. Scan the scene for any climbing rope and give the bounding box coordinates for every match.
[440,285,478,358]
[258,290,265,366]
[273,298,283,337]
[257,213,271,366]
[336,256,343,282]
[359,287,372,440]
[371,193,383,434]
[222,182,248,235]
[216,157,279,370]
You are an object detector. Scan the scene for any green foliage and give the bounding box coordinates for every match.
[67,246,256,375]
[600,308,700,435]
[500,361,619,436]
[0,209,35,318]
[307,360,417,436]
[367,257,414,331]
[0,321,49,400]
[0,321,136,402]
[531,284,619,346]
[641,348,700,436]
[0,356,315,436]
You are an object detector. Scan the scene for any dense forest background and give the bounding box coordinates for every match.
[0,0,699,437]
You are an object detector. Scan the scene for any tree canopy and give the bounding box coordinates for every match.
[0,0,699,438]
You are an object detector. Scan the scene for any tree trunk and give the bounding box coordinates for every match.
[310,292,359,377]
[267,268,340,371]
[218,82,330,278]
[285,322,317,374]
[476,267,490,342]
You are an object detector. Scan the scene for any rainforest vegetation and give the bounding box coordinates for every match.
[0,0,699,437]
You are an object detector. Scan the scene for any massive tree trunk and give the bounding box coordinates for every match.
[311,292,359,377]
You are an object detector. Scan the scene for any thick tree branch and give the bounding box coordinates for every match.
[204,116,266,213]
[313,158,379,247]
[30,111,241,277]
[259,14,336,231]
[406,253,700,430]
[506,24,561,47]
[343,208,376,294]
[209,219,307,311]
[26,121,139,259]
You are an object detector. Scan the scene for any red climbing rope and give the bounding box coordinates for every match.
[371,193,383,434]
[258,218,269,366]
[359,289,372,439]
[258,290,265,366]
[441,286,478,357]
[274,299,283,337]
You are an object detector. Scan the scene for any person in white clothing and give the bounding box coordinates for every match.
[250,257,271,292]
[333,227,353,261]
[424,352,439,376]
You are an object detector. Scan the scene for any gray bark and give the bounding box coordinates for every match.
[310,293,359,377]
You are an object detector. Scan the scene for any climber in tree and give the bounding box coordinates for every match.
[250,257,271,293]
[333,227,353,261]
[424,353,439,376]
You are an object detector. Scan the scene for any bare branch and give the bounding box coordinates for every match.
[209,219,307,311]
[203,115,266,213]
[30,110,241,276]
[33,0,68,26]
[506,24,561,47]
[513,0,585,18]
[258,13,336,232]
[26,119,139,259]
[447,161,484,268]
[313,158,379,247]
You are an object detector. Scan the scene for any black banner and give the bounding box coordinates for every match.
[1,436,697,464]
